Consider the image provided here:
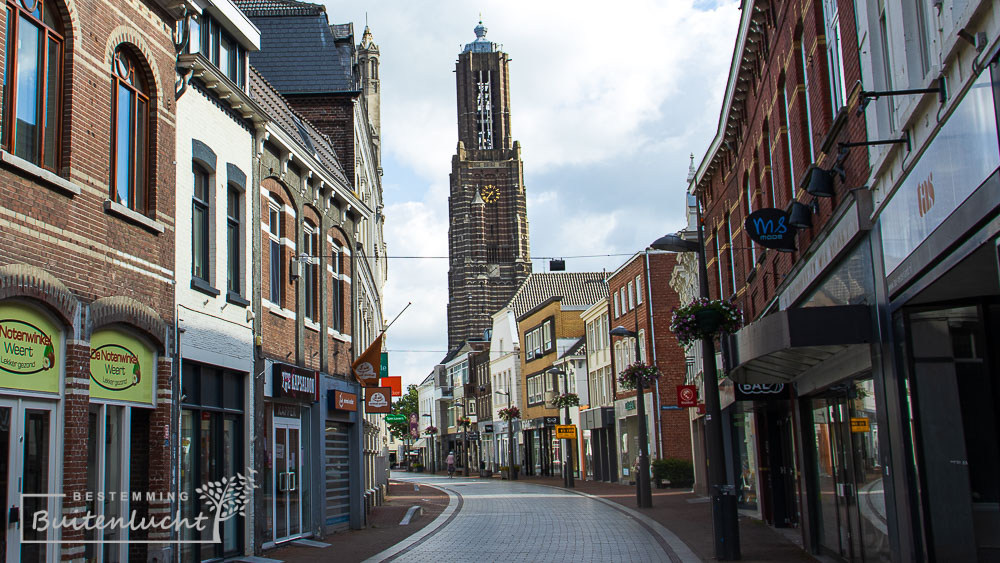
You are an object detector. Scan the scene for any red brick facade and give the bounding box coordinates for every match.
[609,253,692,461]
[696,0,869,323]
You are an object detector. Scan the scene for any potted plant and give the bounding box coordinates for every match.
[512,464,521,480]
[413,463,424,472]
[617,362,662,391]
[550,392,580,409]
[424,425,438,435]
[498,406,520,422]
[652,458,694,489]
[669,298,743,347]
[457,416,472,428]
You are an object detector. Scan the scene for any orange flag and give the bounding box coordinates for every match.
[352,335,383,387]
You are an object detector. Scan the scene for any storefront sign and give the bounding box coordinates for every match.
[467,431,480,441]
[364,386,391,413]
[677,385,698,408]
[385,413,405,423]
[544,416,559,427]
[850,417,870,433]
[745,208,795,251]
[380,352,388,378]
[275,403,300,418]
[0,303,60,394]
[483,424,494,433]
[90,329,154,406]
[880,72,1000,275]
[625,399,636,412]
[735,383,790,401]
[272,364,319,402]
[555,425,577,439]
[331,390,357,411]
[382,375,402,397]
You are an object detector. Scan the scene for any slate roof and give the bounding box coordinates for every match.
[506,272,608,319]
[233,0,358,94]
[249,67,348,185]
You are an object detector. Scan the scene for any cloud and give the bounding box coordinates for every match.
[327,0,741,388]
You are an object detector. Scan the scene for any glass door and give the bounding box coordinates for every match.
[273,417,302,543]
[2,399,55,562]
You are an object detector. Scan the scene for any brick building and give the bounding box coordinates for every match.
[447,21,531,349]
[0,0,181,557]
[608,253,692,484]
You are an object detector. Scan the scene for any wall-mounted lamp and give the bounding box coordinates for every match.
[788,200,818,229]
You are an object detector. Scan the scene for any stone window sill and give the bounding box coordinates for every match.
[1,150,81,196]
[104,200,165,234]
[191,277,220,297]
[226,291,250,307]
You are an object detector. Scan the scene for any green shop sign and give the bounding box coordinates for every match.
[90,329,155,406]
[385,413,406,423]
[0,303,61,394]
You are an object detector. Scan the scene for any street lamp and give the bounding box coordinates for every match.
[454,400,470,477]
[651,226,741,559]
[546,366,574,488]
[495,389,515,482]
[421,413,435,474]
[610,326,652,508]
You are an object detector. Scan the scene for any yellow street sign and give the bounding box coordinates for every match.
[850,417,870,433]
[555,425,577,439]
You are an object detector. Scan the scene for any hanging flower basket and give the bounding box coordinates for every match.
[457,416,472,428]
[498,406,521,422]
[424,425,438,435]
[617,362,662,391]
[669,298,743,347]
[550,393,580,409]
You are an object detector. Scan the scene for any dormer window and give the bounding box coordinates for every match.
[191,14,246,88]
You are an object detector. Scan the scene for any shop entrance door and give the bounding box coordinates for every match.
[1,399,55,562]
[273,417,303,543]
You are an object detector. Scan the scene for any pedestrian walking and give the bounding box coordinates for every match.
[446,451,456,477]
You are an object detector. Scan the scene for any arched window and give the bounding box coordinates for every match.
[110,46,150,214]
[3,0,64,170]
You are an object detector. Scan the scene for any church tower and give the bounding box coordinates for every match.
[358,25,381,149]
[447,21,531,350]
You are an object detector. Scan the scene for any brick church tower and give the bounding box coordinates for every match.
[447,21,531,349]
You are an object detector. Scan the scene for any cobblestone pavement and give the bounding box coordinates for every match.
[363,473,697,563]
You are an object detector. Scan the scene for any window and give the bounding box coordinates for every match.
[714,229,725,299]
[192,165,210,281]
[602,313,610,349]
[627,281,635,310]
[620,288,627,314]
[745,175,756,263]
[3,0,63,170]
[638,329,646,363]
[268,202,282,304]
[822,0,848,115]
[613,292,620,318]
[226,186,241,295]
[303,221,318,322]
[727,214,736,293]
[111,46,150,214]
[331,248,343,331]
[194,14,246,87]
[525,319,554,360]
[781,80,796,197]
[799,41,815,162]
[763,119,777,206]
[877,4,896,131]
[635,275,643,306]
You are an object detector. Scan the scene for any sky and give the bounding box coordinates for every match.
[324,0,743,390]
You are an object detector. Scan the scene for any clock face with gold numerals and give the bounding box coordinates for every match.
[481,184,500,204]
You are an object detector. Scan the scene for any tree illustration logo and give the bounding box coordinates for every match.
[195,469,257,544]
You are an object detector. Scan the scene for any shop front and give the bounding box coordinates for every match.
[0,301,64,560]
[263,361,320,548]
[871,59,1000,561]
[325,383,362,531]
[580,407,616,482]
[521,416,558,477]
[614,393,653,484]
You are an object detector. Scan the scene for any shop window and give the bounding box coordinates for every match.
[2,0,63,170]
[110,45,150,215]
[180,362,245,560]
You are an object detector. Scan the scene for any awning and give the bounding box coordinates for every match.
[412,438,427,448]
[726,305,873,385]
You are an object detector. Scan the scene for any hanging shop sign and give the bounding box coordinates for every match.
[544,416,559,427]
[735,383,790,401]
[555,425,577,439]
[385,413,405,423]
[382,375,402,397]
[850,417,870,433]
[90,328,154,406]
[745,208,795,251]
[380,352,389,378]
[272,363,319,403]
[409,412,419,438]
[677,385,698,408]
[352,335,383,387]
[483,424,494,433]
[330,390,357,411]
[0,302,61,394]
[364,386,392,413]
